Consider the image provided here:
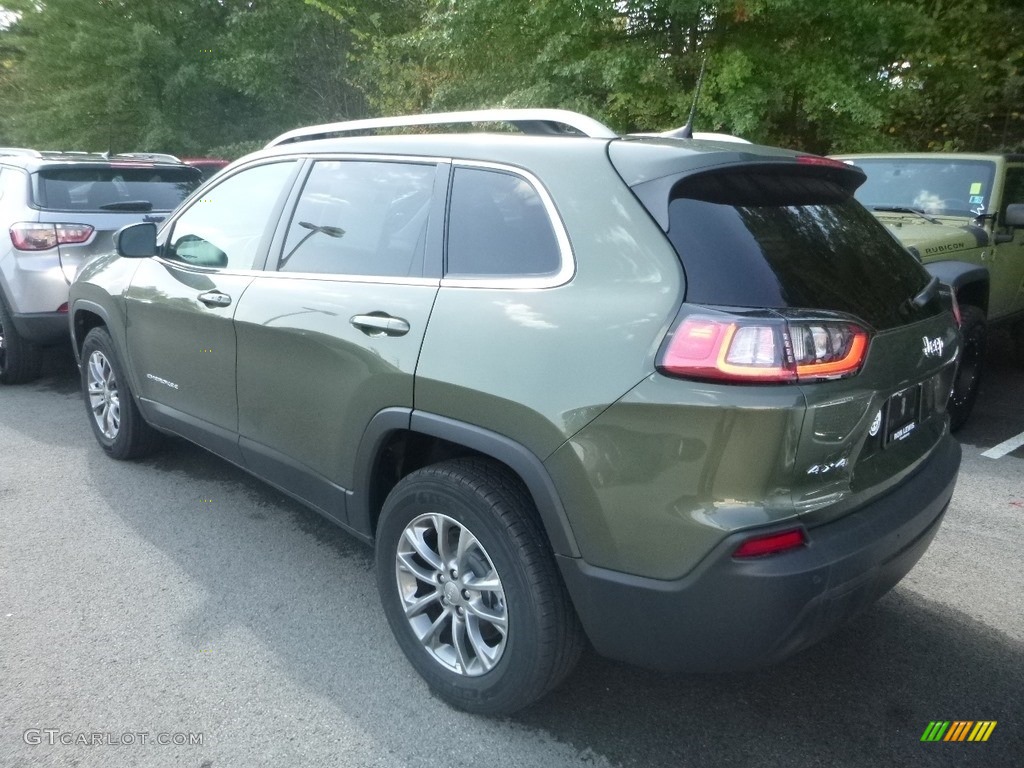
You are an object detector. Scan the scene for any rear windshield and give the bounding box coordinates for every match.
[846,158,996,217]
[35,166,200,212]
[664,171,936,329]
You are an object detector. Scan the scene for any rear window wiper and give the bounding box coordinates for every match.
[870,205,941,224]
[98,200,154,211]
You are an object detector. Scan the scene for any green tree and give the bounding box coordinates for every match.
[362,0,1023,153]
[0,0,373,154]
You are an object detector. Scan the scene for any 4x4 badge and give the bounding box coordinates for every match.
[922,336,943,358]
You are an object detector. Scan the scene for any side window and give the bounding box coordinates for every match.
[1002,168,1024,215]
[278,160,435,277]
[166,161,295,270]
[446,167,560,277]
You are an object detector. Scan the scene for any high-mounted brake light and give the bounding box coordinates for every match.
[9,222,94,251]
[796,155,850,170]
[658,314,869,384]
[733,529,806,558]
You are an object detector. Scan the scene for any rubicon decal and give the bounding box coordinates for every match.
[920,721,997,742]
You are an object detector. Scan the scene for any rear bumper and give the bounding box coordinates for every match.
[557,432,960,671]
[10,311,70,345]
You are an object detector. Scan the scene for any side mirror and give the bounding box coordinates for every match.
[114,222,157,258]
[1004,203,1024,228]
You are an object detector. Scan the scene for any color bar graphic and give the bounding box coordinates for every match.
[921,721,996,742]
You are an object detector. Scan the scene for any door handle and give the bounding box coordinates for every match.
[198,290,232,308]
[350,313,411,337]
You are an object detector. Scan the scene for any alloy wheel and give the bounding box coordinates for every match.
[395,512,508,676]
[87,349,121,439]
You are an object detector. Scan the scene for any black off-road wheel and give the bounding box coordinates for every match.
[375,458,584,716]
[0,294,43,385]
[81,327,161,459]
[948,305,986,432]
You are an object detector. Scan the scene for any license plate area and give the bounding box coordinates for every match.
[885,385,920,445]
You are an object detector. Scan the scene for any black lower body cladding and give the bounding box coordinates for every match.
[558,433,960,671]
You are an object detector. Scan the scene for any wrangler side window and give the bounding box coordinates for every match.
[165,161,296,270]
[1002,168,1024,223]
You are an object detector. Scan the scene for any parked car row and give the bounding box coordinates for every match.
[3,111,975,715]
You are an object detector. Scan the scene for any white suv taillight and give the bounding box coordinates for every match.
[9,222,94,251]
[658,311,869,383]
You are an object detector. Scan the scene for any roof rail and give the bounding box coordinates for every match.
[0,147,43,158]
[266,109,619,148]
[112,152,184,164]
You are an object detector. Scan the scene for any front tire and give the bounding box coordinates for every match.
[81,327,160,459]
[948,305,986,431]
[0,294,43,385]
[375,458,583,715]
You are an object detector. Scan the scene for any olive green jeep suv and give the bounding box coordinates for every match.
[70,109,962,715]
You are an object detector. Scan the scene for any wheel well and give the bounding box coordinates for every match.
[72,310,106,352]
[366,431,539,538]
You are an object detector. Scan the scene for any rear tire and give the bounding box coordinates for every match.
[375,458,583,715]
[81,327,161,459]
[0,294,43,385]
[948,305,985,431]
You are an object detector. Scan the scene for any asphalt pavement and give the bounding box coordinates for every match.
[1,342,1021,768]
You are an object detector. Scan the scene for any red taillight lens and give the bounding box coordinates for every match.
[950,291,962,327]
[733,529,806,558]
[9,222,94,251]
[660,317,793,382]
[658,313,869,383]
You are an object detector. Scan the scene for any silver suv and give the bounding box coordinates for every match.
[0,149,200,383]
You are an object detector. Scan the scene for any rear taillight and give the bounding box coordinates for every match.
[658,311,869,383]
[733,529,806,558]
[950,290,962,327]
[9,222,94,251]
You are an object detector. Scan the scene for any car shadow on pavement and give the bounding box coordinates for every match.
[515,590,1023,767]
[83,436,1022,768]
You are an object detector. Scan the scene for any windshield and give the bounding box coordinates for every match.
[35,165,200,212]
[844,158,996,218]
[663,171,936,330]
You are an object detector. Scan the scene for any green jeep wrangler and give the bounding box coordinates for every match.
[833,153,1024,428]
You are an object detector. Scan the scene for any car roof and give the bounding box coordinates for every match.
[249,109,835,188]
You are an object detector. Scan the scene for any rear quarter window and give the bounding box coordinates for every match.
[665,170,936,329]
[445,167,560,277]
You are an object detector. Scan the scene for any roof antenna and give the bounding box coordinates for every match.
[665,55,707,139]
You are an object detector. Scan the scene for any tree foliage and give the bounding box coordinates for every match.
[0,0,1020,155]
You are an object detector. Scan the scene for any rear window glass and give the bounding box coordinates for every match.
[35,166,200,212]
[666,172,935,329]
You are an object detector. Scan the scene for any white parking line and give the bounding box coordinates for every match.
[981,431,1024,459]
